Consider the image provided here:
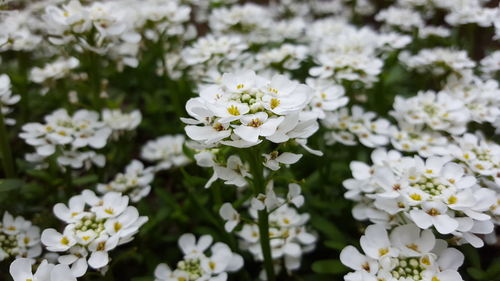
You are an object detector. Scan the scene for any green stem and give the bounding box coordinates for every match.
[245,148,276,281]
[88,51,102,109]
[0,113,15,178]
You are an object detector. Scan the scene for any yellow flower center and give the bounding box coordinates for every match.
[378,248,389,256]
[227,105,240,116]
[60,236,70,245]
[427,208,440,216]
[406,243,419,252]
[270,98,280,109]
[410,193,421,201]
[249,118,263,127]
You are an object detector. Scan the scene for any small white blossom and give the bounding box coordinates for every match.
[341,224,465,281]
[0,212,42,262]
[41,190,148,277]
[154,233,243,281]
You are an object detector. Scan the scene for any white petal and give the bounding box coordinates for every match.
[88,251,109,269]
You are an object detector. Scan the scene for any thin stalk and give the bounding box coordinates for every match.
[245,148,276,281]
[0,113,15,178]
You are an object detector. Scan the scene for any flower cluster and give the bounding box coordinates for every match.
[341,224,465,281]
[220,183,317,274]
[399,48,475,76]
[20,108,139,170]
[307,19,410,86]
[0,212,41,262]
[344,149,496,247]
[42,0,193,68]
[101,109,142,138]
[154,233,243,281]
[448,133,500,189]
[390,91,470,135]
[96,160,154,202]
[29,57,80,85]
[141,134,190,172]
[0,74,20,125]
[322,106,391,148]
[183,70,317,149]
[10,258,76,281]
[41,190,147,277]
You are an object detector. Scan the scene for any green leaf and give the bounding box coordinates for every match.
[72,174,98,186]
[0,179,23,192]
[467,267,486,280]
[312,259,348,274]
[324,240,346,251]
[310,216,346,242]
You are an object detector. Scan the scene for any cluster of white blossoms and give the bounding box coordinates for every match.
[29,57,80,84]
[141,134,191,172]
[390,91,470,135]
[10,258,76,281]
[183,70,319,150]
[220,183,317,274]
[0,74,20,125]
[399,48,475,76]
[388,124,450,157]
[322,106,391,148]
[42,0,193,68]
[154,233,243,281]
[344,148,496,248]
[340,224,465,281]
[19,108,140,170]
[0,212,41,262]
[448,133,500,189]
[194,152,250,188]
[480,51,500,77]
[41,190,147,277]
[181,34,248,80]
[2,0,500,280]
[307,19,410,87]
[101,109,142,138]
[442,73,500,125]
[96,160,154,202]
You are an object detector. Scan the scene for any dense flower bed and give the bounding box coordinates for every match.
[0,0,499,280]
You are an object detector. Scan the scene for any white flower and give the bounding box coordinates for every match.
[399,48,475,76]
[375,6,423,31]
[341,224,465,281]
[480,51,500,76]
[237,184,316,273]
[10,258,76,281]
[343,149,496,246]
[287,183,304,208]
[391,91,470,135]
[41,190,147,276]
[199,154,251,188]
[101,109,141,133]
[19,109,115,170]
[183,70,317,150]
[306,78,348,119]
[0,74,20,125]
[0,212,42,262]
[323,106,391,148]
[219,203,240,232]
[155,233,243,281]
[141,134,191,171]
[29,57,79,84]
[262,151,302,171]
[96,160,155,202]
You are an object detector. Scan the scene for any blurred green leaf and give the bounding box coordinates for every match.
[0,178,23,192]
[312,259,348,274]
